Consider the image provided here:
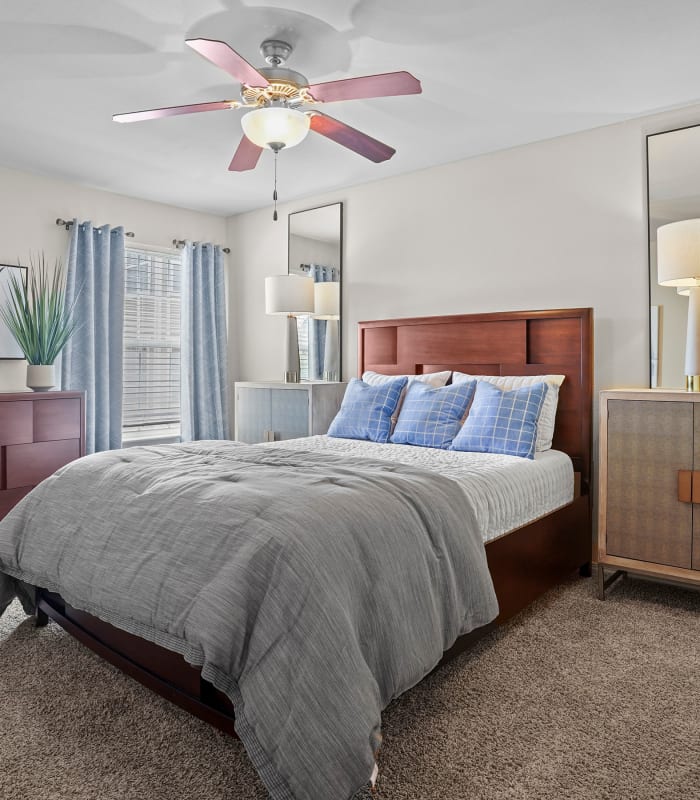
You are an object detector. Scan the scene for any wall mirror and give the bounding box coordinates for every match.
[288,202,343,381]
[648,125,700,388]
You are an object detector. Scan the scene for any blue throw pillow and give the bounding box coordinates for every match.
[327,376,408,443]
[450,381,547,459]
[390,380,477,449]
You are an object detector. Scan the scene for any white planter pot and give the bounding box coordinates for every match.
[26,364,55,392]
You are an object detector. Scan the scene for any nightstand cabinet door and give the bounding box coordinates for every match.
[693,408,700,570]
[606,399,692,568]
[269,389,309,440]
[235,387,272,443]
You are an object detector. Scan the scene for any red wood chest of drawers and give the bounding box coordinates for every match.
[0,391,85,521]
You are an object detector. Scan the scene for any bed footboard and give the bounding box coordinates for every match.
[35,590,237,735]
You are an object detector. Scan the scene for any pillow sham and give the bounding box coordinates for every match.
[390,379,477,449]
[362,370,452,389]
[452,372,565,451]
[327,376,408,443]
[450,380,547,459]
[362,370,452,425]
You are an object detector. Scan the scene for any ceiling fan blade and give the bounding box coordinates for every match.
[309,112,395,163]
[228,136,263,171]
[307,71,421,103]
[113,100,236,123]
[186,38,269,87]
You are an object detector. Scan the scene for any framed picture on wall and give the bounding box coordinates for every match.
[0,265,28,359]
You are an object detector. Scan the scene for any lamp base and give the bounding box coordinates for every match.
[685,288,700,388]
[322,319,339,384]
[284,314,301,384]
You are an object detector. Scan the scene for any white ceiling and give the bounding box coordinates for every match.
[3,0,700,217]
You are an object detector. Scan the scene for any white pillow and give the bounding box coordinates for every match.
[362,370,452,424]
[362,370,451,388]
[452,372,565,452]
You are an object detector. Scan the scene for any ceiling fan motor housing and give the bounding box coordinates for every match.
[260,39,293,67]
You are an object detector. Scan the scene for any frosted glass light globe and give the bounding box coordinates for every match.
[241,107,310,150]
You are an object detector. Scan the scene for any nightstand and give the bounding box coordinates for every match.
[597,389,700,598]
[234,381,347,444]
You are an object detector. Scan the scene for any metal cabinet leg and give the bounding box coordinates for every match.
[597,563,606,600]
[596,565,625,600]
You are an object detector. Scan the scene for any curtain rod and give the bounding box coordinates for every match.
[55,219,229,254]
[172,239,231,254]
[56,218,135,238]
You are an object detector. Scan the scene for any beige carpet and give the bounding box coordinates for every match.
[1,576,699,800]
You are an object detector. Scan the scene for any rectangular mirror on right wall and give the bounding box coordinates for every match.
[288,202,343,382]
[648,125,700,389]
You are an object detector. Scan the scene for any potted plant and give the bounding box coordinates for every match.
[0,254,79,391]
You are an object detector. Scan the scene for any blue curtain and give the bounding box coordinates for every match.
[180,243,229,441]
[61,221,125,454]
[308,265,338,380]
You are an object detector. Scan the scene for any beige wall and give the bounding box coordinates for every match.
[288,234,339,276]
[227,102,700,411]
[5,100,700,438]
[0,164,227,392]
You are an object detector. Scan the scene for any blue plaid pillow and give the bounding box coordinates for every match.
[450,381,547,459]
[390,380,477,449]
[327,376,408,443]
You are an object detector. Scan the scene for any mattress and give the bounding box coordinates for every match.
[267,436,574,543]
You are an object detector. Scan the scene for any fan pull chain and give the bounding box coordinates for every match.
[272,150,279,222]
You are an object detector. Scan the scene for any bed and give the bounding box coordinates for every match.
[354,308,592,617]
[0,307,592,799]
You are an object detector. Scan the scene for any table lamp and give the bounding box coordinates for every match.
[314,282,340,381]
[657,219,700,391]
[265,274,314,382]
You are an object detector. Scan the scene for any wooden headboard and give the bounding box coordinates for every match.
[358,308,593,492]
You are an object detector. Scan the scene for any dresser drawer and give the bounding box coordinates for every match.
[34,398,82,442]
[0,486,32,518]
[0,401,33,446]
[6,439,81,489]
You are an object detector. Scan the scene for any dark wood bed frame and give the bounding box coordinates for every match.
[36,307,593,737]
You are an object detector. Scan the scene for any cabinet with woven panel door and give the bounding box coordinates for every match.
[597,389,700,598]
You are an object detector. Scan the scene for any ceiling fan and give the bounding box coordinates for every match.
[113,37,422,173]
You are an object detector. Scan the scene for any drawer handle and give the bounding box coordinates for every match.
[678,470,692,503]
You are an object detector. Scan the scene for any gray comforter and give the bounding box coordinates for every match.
[0,441,498,800]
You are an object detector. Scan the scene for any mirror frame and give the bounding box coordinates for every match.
[288,201,343,381]
[646,123,700,389]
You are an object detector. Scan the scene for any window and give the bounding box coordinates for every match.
[122,247,182,442]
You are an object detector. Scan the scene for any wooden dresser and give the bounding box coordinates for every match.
[0,391,85,522]
[597,389,700,598]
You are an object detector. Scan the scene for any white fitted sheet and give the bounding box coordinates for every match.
[266,436,574,543]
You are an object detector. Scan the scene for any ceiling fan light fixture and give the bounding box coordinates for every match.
[241,106,310,151]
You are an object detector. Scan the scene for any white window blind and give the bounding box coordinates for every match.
[122,247,182,441]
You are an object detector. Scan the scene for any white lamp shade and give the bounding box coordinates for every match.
[657,219,700,287]
[314,281,340,319]
[265,275,314,315]
[241,107,310,150]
